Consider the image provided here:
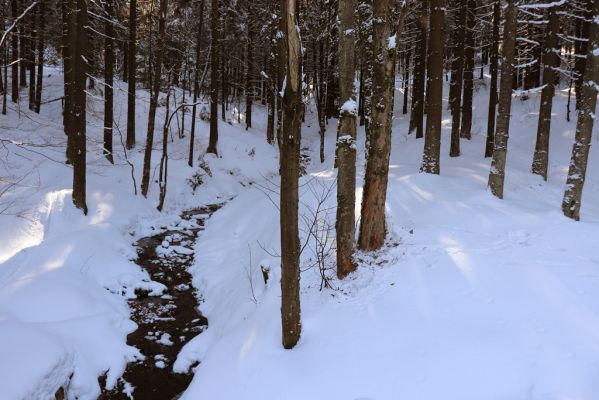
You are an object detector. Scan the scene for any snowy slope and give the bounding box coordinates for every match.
[0,68,277,399]
[177,81,599,400]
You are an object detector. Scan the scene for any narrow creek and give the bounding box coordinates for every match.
[100,203,223,400]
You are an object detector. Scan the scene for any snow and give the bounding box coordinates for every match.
[0,66,278,398]
[177,77,599,400]
[2,64,599,400]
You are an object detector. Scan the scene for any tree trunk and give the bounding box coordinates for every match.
[11,0,18,102]
[402,48,410,115]
[207,0,219,155]
[189,0,205,167]
[449,0,467,157]
[488,0,518,199]
[336,0,357,278]
[562,0,599,220]
[459,0,475,140]
[28,5,36,111]
[126,0,137,149]
[421,0,444,174]
[409,1,427,138]
[485,0,500,158]
[141,0,168,198]
[34,0,44,114]
[246,15,253,130]
[157,85,172,211]
[103,0,114,163]
[280,0,302,350]
[531,6,559,180]
[67,0,88,214]
[358,0,401,250]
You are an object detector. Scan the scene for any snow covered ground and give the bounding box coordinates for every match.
[1,67,599,400]
[177,82,599,400]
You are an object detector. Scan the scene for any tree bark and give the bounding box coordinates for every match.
[141,0,168,198]
[34,0,44,114]
[485,0,500,157]
[562,0,599,220]
[449,0,467,157]
[11,0,18,102]
[126,0,136,149]
[531,5,559,180]
[207,0,219,155]
[421,0,444,174]
[189,0,205,167]
[409,1,427,138]
[459,0,475,140]
[336,0,357,278]
[488,0,518,199]
[28,5,36,111]
[103,0,114,164]
[280,0,302,350]
[67,0,88,214]
[358,0,401,250]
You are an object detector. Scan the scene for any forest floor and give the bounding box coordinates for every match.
[1,68,599,400]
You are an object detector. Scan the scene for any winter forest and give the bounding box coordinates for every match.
[1,0,599,398]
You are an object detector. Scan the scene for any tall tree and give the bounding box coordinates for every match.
[33,0,44,114]
[336,0,357,278]
[103,0,114,163]
[408,0,427,138]
[280,0,302,349]
[531,4,559,180]
[141,0,168,198]
[126,0,136,149]
[488,0,518,199]
[449,0,467,157]
[485,0,500,158]
[459,0,475,140]
[66,0,88,214]
[358,0,399,250]
[421,0,444,174]
[562,0,599,220]
[28,4,36,111]
[207,0,219,155]
[10,0,18,102]
[189,0,205,167]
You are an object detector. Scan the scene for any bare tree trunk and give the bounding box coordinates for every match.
[28,5,36,111]
[488,0,518,199]
[459,0,475,140]
[157,84,172,211]
[485,0,500,158]
[336,0,357,278]
[449,0,466,157]
[141,0,168,198]
[531,5,559,181]
[126,0,136,149]
[3,42,8,114]
[103,0,114,163]
[246,12,253,130]
[34,0,43,113]
[189,0,205,166]
[358,0,401,250]
[67,0,88,214]
[421,0,444,174]
[11,0,18,102]
[280,0,302,350]
[562,0,599,220]
[207,0,219,155]
[409,0,427,138]
[402,48,410,115]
